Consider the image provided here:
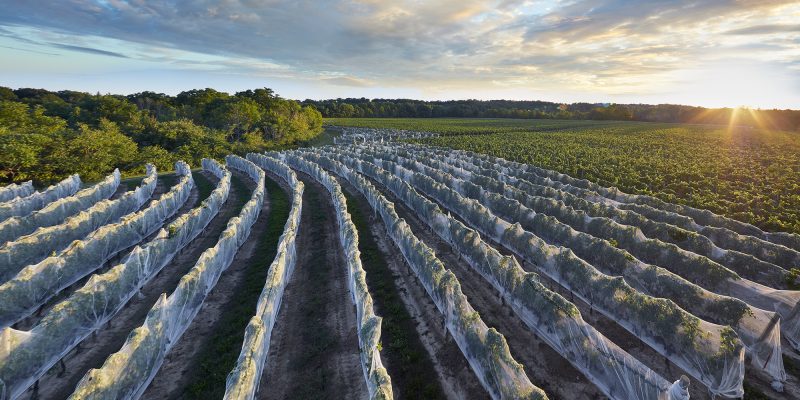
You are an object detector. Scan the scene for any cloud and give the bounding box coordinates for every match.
[321,76,374,87]
[47,43,129,58]
[726,24,800,35]
[0,0,798,102]
[0,44,59,56]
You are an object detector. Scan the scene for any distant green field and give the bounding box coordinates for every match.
[324,117,623,135]
[326,118,800,235]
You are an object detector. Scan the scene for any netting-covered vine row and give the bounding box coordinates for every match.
[296,149,548,400]
[0,170,120,245]
[333,127,438,145]
[0,163,192,329]
[299,149,684,399]
[439,146,800,269]
[399,144,793,289]
[384,144,800,353]
[323,145,746,398]
[0,175,81,223]
[361,144,792,386]
[280,152,394,399]
[223,153,304,400]
[0,167,157,283]
[456,146,800,253]
[0,160,229,400]
[0,182,34,204]
[70,155,265,400]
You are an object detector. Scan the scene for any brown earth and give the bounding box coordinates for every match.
[259,172,368,400]
[339,178,490,400]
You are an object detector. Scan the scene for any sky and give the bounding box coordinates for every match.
[0,0,799,109]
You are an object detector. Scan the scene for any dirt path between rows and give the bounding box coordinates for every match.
[259,173,368,400]
[379,183,605,400]
[21,172,246,400]
[339,179,489,400]
[143,170,271,399]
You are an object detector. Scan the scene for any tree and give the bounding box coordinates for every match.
[136,145,176,173]
[206,97,261,139]
[0,86,321,184]
[0,101,67,182]
[233,131,269,154]
[52,119,138,181]
[263,99,323,144]
[0,87,17,101]
[175,88,229,123]
[235,88,277,107]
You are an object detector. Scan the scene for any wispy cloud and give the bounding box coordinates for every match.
[0,0,798,107]
[726,24,800,35]
[47,43,129,58]
[0,44,59,56]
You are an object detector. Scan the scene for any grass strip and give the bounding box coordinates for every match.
[283,180,338,397]
[344,190,446,399]
[191,170,215,207]
[185,174,289,398]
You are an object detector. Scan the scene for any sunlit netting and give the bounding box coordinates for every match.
[322,145,747,398]
[296,149,547,400]
[0,175,81,222]
[0,182,33,204]
[0,167,157,284]
[333,127,438,145]
[449,145,800,253]
[70,155,264,400]
[0,160,229,400]
[299,149,680,399]
[0,164,192,329]
[361,143,792,387]
[415,146,798,289]
[280,152,393,399]
[223,153,303,400]
[399,144,792,292]
[438,146,800,272]
[391,144,800,353]
[0,170,120,246]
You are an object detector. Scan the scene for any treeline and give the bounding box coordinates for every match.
[304,98,800,132]
[0,87,322,184]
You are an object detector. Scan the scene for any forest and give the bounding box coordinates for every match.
[0,87,323,184]
[306,98,800,132]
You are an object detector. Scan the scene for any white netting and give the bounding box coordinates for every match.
[223,153,304,400]
[0,160,229,400]
[70,155,264,400]
[300,149,681,400]
[0,175,81,223]
[401,144,795,287]
[0,163,192,329]
[0,182,34,205]
[363,144,791,386]
[333,127,438,145]
[279,153,393,399]
[0,168,157,283]
[439,146,800,273]
[322,145,747,398]
[0,170,121,245]
[464,147,800,253]
[402,144,800,350]
[298,149,547,400]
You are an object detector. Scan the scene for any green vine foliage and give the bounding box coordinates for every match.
[339,118,797,237]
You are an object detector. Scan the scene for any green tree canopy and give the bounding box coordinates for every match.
[0,86,323,184]
[51,119,138,181]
